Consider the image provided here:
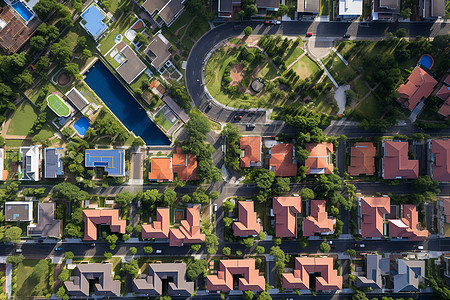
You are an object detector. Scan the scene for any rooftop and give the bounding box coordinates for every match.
[83,209,126,241]
[420,0,446,18]
[234,201,261,237]
[65,87,89,111]
[85,149,125,177]
[382,141,419,179]
[172,148,199,181]
[431,140,450,182]
[303,200,334,236]
[148,157,173,182]
[397,66,437,111]
[142,0,184,26]
[297,0,320,12]
[116,45,147,84]
[305,142,333,175]
[169,205,205,246]
[338,0,363,15]
[80,4,108,40]
[0,149,8,181]
[348,142,376,176]
[207,259,265,291]
[28,203,61,238]
[361,197,390,238]
[5,201,33,222]
[256,0,279,9]
[394,259,425,293]
[20,145,41,181]
[356,254,390,289]
[273,196,302,238]
[142,207,170,239]
[162,95,190,123]
[389,205,429,240]
[44,148,64,179]
[269,143,297,177]
[145,33,172,69]
[240,136,262,168]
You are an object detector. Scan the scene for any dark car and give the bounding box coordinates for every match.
[264,20,271,24]
[343,33,351,38]
[246,123,256,130]
[330,245,336,249]
[55,247,62,251]
[233,24,242,30]
[234,115,243,120]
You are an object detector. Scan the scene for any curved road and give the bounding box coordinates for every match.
[186,21,450,123]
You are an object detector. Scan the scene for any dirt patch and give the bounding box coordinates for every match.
[132,20,143,30]
[230,63,244,85]
[57,71,71,86]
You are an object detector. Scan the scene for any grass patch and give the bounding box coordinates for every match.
[323,52,358,85]
[7,102,38,135]
[320,0,330,15]
[129,72,149,94]
[5,139,23,148]
[257,61,278,80]
[35,124,57,141]
[351,77,370,101]
[283,47,304,67]
[15,259,51,297]
[290,55,320,80]
[355,93,382,119]
[98,14,137,54]
[154,109,174,131]
[229,37,240,44]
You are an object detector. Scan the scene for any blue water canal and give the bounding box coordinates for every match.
[84,62,170,145]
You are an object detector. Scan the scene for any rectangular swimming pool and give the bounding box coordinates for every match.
[12,1,33,22]
[84,62,170,145]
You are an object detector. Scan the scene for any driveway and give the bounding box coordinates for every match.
[334,84,350,114]
[129,147,145,185]
[307,38,333,59]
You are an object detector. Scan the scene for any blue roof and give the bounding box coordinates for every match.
[81,5,108,40]
[85,149,125,177]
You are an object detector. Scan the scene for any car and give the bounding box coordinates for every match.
[207,101,212,109]
[15,248,22,253]
[155,249,162,254]
[306,32,313,37]
[234,115,243,120]
[233,24,242,30]
[90,243,96,247]
[264,20,271,24]
[327,240,333,245]
[353,243,365,248]
[271,20,281,25]
[343,33,351,38]
[418,245,424,250]
[213,204,218,212]
[246,123,256,129]
[330,245,336,249]
[38,239,44,243]
[55,247,62,251]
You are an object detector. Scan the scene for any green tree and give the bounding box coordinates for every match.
[30,36,47,52]
[395,28,407,38]
[270,246,288,274]
[223,199,235,212]
[400,8,412,19]
[56,286,66,297]
[58,269,70,282]
[223,217,233,227]
[347,249,356,257]
[299,188,315,200]
[273,177,290,195]
[191,244,201,252]
[245,4,257,16]
[256,246,265,254]
[277,4,289,16]
[82,49,92,59]
[6,254,24,265]
[64,252,74,260]
[115,190,134,207]
[258,291,272,300]
[53,182,89,204]
[222,247,231,255]
[33,0,57,20]
[414,175,440,194]
[105,234,118,249]
[134,33,149,48]
[242,237,254,248]
[254,169,275,194]
[122,259,139,277]
[129,247,137,255]
[3,226,21,243]
[104,252,113,259]
[182,194,191,203]
[162,189,177,206]
[186,259,207,281]
[352,290,369,300]
[320,242,331,253]
[143,246,153,254]
[244,26,253,36]
[244,290,254,300]
[210,191,220,200]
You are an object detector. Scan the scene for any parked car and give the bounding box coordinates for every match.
[271,20,281,25]
[330,245,336,249]
[327,240,333,245]
[234,115,243,120]
[55,247,62,251]
[213,204,218,212]
[246,123,256,130]
[343,33,351,38]
[155,249,162,254]
[353,243,365,248]
[15,248,22,253]
[264,20,271,24]
[418,245,424,250]
[306,32,313,37]
[90,243,96,247]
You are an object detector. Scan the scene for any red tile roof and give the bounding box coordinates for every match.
[438,98,450,119]
[361,197,390,238]
[83,209,126,241]
[240,136,261,168]
[383,141,419,179]
[207,259,265,291]
[269,143,297,177]
[437,85,450,102]
[282,257,342,291]
[302,200,334,236]
[273,196,302,238]
[172,148,199,181]
[431,140,450,182]
[397,66,437,111]
[178,206,205,244]
[305,143,334,175]
[142,208,170,239]
[388,205,429,240]
[348,142,376,176]
[234,201,261,236]
[148,157,173,182]
[444,198,450,221]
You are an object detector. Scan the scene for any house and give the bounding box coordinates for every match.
[437,74,450,119]
[356,254,390,290]
[348,142,376,176]
[162,95,190,123]
[359,197,390,238]
[440,197,450,237]
[428,139,450,182]
[269,143,297,177]
[389,205,429,240]
[372,0,400,20]
[273,196,302,238]
[5,201,33,222]
[115,43,147,84]
[148,157,173,182]
[397,66,437,111]
[393,259,425,293]
[80,4,109,41]
[0,5,41,53]
[0,148,8,181]
[382,141,419,179]
[19,145,41,181]
[282,257,342,291]
[303,200,334,236]
[142,208,170,239]
[85,149,125,177]
[141,0,185,27]
[28,203,62,238]
[65,87,90,112]
[144,33,172,70]
[297,0,320,15]
[234,201,261,237]
[133,263,194,296]
[240,136,262,168]
[64,264,121,297]
[338,0,363,18]
[305,142,333,175]
[44,148,64,179]
[207,259,265,291]
[83,209,126,241]
[420,0,446,19]
[218,0,242,18]
[255,0,279,16]
[172,148,199,181]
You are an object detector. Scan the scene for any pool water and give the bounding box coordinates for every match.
[419,54,434,69]
[12,1,33,22]
[74,117,90,136]
[84,62,170,145]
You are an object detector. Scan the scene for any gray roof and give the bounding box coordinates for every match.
[394,259,425,293]
[420,0,445,18]
[373,0,400,14]
[256,0,279,9]
[297,0,320,13]
[219,0,233,13]
[65,88,89,111]
[356,254,390,290]
[145,34,172,70]
[162,95,190,123]
[133,263,194,296]
[28,203,61,238]
[64,264,121,297]
[44,148,64,179]
[142,0,184,26]
[5,201,33,222]
[20,145,40,181]
[116,45,147,84]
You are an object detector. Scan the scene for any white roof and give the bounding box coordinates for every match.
[389,219,408,228]
[0,149,4,181]
[339,0,362,15]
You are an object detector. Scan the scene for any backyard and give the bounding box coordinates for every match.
[290,55,320,80]
[14,259,53,298]
[98,14,138,55]
[7,102,38,136]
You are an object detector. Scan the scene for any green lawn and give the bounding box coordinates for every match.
[130,72,149,94]
[105,52,121,69]
[7,102,38,135]
[98,14,137,54]
[5,139,23,148]
[63,24,98,52]
[323,52,358,85]
[351,77,370,101]
[154,108,175,131]
[257,61,278,81]
[290,55,320,80]
[320,0,331,15]
[283,47,304,68]
[15,260,51,297]
[229,37,240,45]
[355,93,382,119]
[205,48,239,98]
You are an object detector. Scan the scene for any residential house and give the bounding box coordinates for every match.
[269,143,297,177]
[148,157,173,182]
[282,257,342,291]
[437,197,450,237]
[64,264,121,297]
[80,4,109,41]
[28,203,62,238]
[234,201,261,237]
[162,95,190,123]
[44,148,64,179]
[420,0,446,19]
[372,0,400,20]
[240,136,262,168]
[172,148,199,181]
[348,142,376,176]
[144,33,172,71]
[114,42,147,84]
[5,201,33,222]
[19,145,41,181]
[83,209,126,241]
[297,0,320,15]
[359,197,390,238]
[207,259,265,291]
[273,196,302,238]
[141,0,185,27]
[356,254,390,290]
[0,148,8,181]
[142,208,170,239]
[393,259,425,293]
[397,66,437,111]
[133,263,194,296]
[85,149,125,177]
[338,0,363,19]
[389,204,429,240]
[65,88,90,112]
[255,0,279,16]
[218,0,241,18]
[305,142,333,175]
[381,141,419,179]
[303,200,334,236]
[437,74,450,119]
[427,139,450,182]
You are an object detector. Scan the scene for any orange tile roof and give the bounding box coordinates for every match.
[444,198,450,222]
[273,196,302,238]
[142,208,170,239]
[207,259,265,291]
[269,143,297,177]
[397,66,437,111]
[361,197,390,238]
[240,136,261,168]
[438,98,450,119]
[148,157,173,182]
[282,257,342,291]
[234,201,261,236]
[178,206,205,244]
[437,85,450,102]
[388,205,429,241]
[83,209,126,241]
[383,141,419,179]
[305,143,334,175]
[348,142,376,176]
[302,200,334,236]
[432,140,450,182]
[172,148,199,181]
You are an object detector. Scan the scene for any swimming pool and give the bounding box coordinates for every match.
[84,62,170,145]
[73,117,90,136]
[12,1,33,22]
[419,54,434,69]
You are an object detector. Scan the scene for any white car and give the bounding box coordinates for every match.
[155,249,162,254]
[418,245,424,250]
[15,248,22,253]
[213,204,218,212]
[271,20,281,25]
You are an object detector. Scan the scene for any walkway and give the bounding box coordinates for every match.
[332,47,349,66]
[285,50,306,70]
[317,59,339,88]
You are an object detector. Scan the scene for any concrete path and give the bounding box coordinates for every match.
[285,51,306,70]
[317,59,339,88]
[307,38,332,59]
[5,263,11,299]
[332,47,349,66]
[334,84,350,114]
